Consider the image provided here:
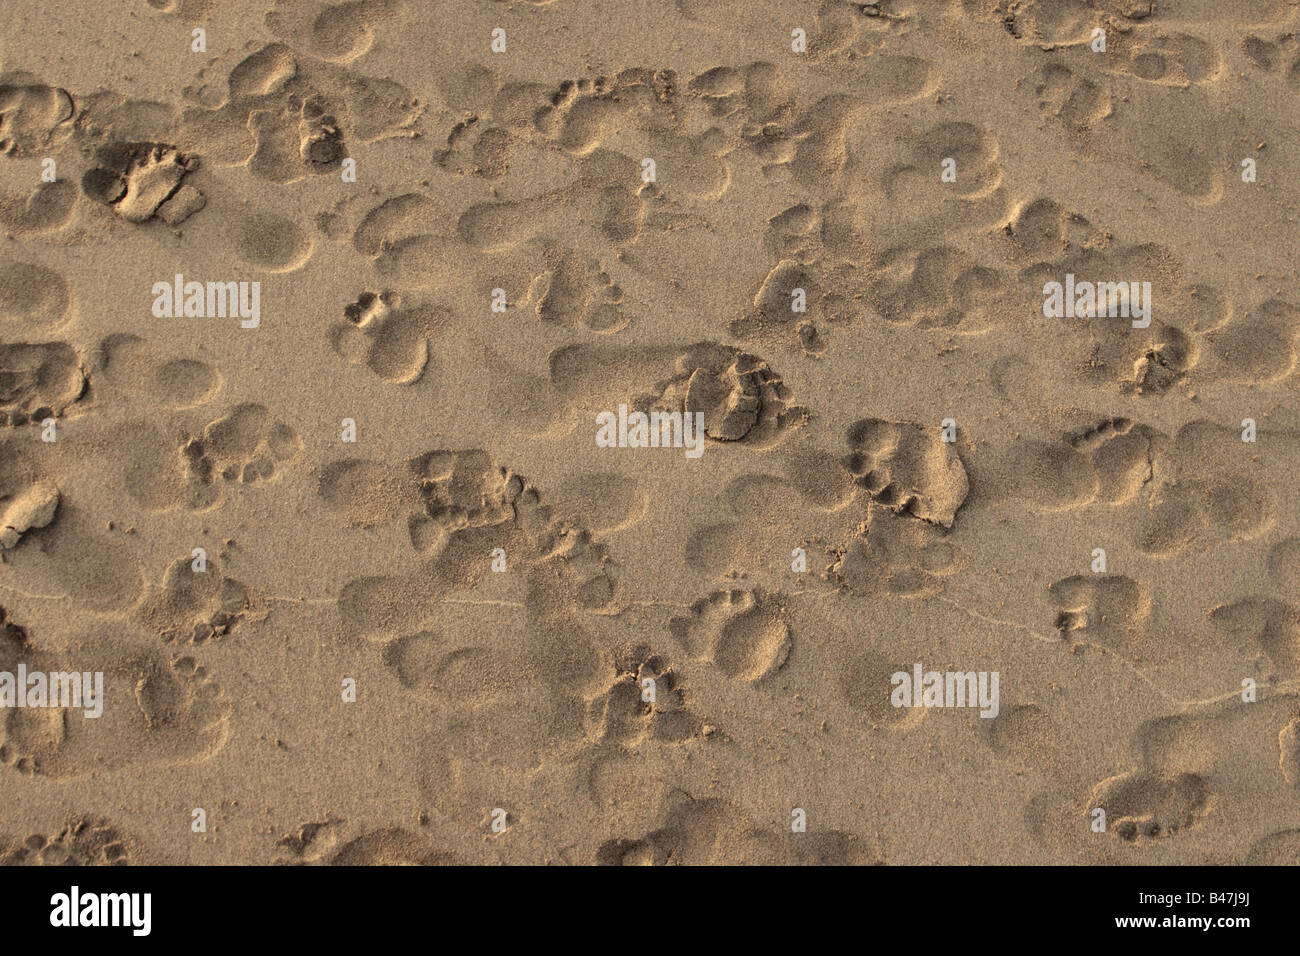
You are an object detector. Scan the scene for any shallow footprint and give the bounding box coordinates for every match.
[670,588,791,683]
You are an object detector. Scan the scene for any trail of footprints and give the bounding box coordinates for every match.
[0,0,1296,863]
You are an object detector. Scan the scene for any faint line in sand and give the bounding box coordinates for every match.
[933,592,1298,710]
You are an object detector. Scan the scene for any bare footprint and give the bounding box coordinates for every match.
[0,623,230,778]
[0,816,139,865]
[1087,770,1211,843]
[842,417,968,527]
[81,142,200,223]
[828,502,965,599]
[0,77,75,155]
[183,403,302,487]
[1050,574,1151,652]
[670,588,791,683]
[0,342,85,426]
[137,554,253,644]
[636,342,808,448]
[0,258,73,335]
[92,334,221,410]
[0,181,77,235]
[331,291,444,385]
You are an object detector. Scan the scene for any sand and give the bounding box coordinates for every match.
[0,0,1297,866]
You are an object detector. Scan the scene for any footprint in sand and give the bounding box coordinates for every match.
[0,481,143,613]
[0,181,77,235]
[1064,417,1159,505]
[265,0,386,64]
[177,40,421,184]
[0,816,140,866]
[275,817,344,864]
[392,628,702,759]
[598,790,877,865]
[324,450,625,641]
[324,828,459,866]
[842,417,968,528]
[863,244,1021,334]
[533,70,730,199]
[1019,59,1222,201]
[885,120,1003,201]
[80,142,200,224]
[1201,299,1300,385]
[436,115,511,180]
[997,196,1100,262]
[351,192,464,291]
[459,153,644,252]
[1013,231,1235,393]
[529,243,628,332]
[1137,695,1300,789]
[989,0,1222,85]
[0,438,144,611]
[382,612,610,718]
[550,340,808,451]
[1209,597,1299,680]
[1135,478,1271,558]
[0,342,85,427]
[963,0,1100,47]
[634,342,808,447]
[1108,30,1221,87]
[682,451,856,580]
[1241,32,1300,89]
[1133,421,1278,557]
[724,203,847,353]
[1049,573,1151,652]
[350,192,623,349]
[1085,693,1300,848]
[382,631,523,703]
[0,77,75,155]
[589,647,705,749]
[0,617,230,778]
[546,472,648,536]
[90,334,222,410]
[828,502,966,599]
[183,403,302,487]
[321,448,519,548]
[844,116,1014,256]
[352,192,442,256]
[416,672,606,831]
[331,290,445,385]
[1087,770,1211,843]
[670,588,792,683]
[989,417,1161,514]
[137,554,253,645]
[123,403,301,512]
[0,258,74,337]
[1022,61,1113,135]
[533,75,632,155]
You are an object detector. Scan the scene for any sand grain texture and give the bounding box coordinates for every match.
[0,0,1297,865]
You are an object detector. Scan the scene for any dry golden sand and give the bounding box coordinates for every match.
[0,0,1297,865]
